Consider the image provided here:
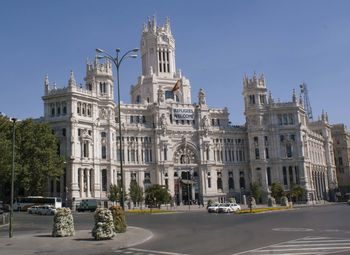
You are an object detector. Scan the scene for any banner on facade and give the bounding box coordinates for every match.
[172,108,194,120]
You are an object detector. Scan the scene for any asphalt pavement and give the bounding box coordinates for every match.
[1,203,350,255]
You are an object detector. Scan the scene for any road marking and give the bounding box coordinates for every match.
[232,236,350,255]
[272,228,314,232]
[114,248,190,255]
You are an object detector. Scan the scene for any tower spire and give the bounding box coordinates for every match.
[44,74,49,95]
[68,70,76,88]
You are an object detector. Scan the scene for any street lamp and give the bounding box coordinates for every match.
[9,118,17,238]
[95,48,138,210]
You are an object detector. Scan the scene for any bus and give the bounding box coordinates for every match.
[13,196,62,211]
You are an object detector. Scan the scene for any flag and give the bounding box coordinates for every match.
[172,79,181,92]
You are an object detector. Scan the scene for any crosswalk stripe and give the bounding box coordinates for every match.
[232,236,350,255]
[288,239,350,243]
[253,246,350,251]
[273,243,350,247]
[127,248,190,255]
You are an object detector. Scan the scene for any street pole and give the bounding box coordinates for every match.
[9,118,17,238]
[96,48,138,211]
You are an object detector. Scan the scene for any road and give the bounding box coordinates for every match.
[1,204,350,255]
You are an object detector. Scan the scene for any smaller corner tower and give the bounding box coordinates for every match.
[84,57,114,101]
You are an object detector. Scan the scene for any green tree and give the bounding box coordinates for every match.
[249,182,261,202]
[0,116,14,201]
[271,182,285,203]
[108,184,122,205]
[145,184,171,209]
[0,117,63,201]
[290,184,305,202]
[129,180,144,208]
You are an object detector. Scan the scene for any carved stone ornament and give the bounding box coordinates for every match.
[99,108,107,119]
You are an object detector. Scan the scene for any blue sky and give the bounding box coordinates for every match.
[1,0,350,127]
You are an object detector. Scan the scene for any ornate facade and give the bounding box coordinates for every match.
[42,17,338,208]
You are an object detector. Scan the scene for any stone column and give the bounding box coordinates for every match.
[79,168,83,198]
[86,169,90,197]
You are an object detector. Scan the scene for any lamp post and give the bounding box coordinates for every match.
[95,48,138,210]
[9,118,17,238]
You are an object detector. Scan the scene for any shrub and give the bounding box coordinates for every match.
[250,182,261,202]
[52,207,75,237]
[109,205,127,233]
[92,208,114,240]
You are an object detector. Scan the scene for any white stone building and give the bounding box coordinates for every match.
[42,17,337,207]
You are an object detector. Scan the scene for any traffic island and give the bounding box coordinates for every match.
[0,226,153,255]
[237,206,293,214]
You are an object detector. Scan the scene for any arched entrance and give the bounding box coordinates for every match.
[173,142,200,205]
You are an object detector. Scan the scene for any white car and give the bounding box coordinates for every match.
[27,205,39,214]
[218,203,241,213]
[207,203,223,213]
[36,205,56,215]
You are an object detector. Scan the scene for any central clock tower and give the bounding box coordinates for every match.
[131,17,192,105]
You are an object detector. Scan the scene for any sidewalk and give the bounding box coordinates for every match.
[0,226,153,255]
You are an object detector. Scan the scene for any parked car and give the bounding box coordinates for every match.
[207,203,222,213]
[218,203,241,213]
[27,205,39,214]
[36,205,56,215]
[347,199,350,205]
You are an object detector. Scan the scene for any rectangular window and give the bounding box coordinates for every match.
[131,149,136,162]
[83,141,89,158]
[286,144,292,158]
[295,166,300,185]
[267,167,272,186]
[207,178,211,188]
[217,175,223,190]
[56,102,61,115]
[87,104,91,117]
[164,147,167,161]
[283,167,288,185]
[62,102,67,115]
[260,95,266,104]
[254,137,259,146]
[289,166,294,185]
[249,95,255,104]
[239,150,243,161]
[277,114,282,125]
[101,169,107,191]
[102,145,107,159]
[283,114,288,125]
[228,171,234,190]
[239,171,245,189]
[288,113,294,125]
[77,102,81,115]
[255,148,260,160]
[339,157,343,166]
[265,148,269,159]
